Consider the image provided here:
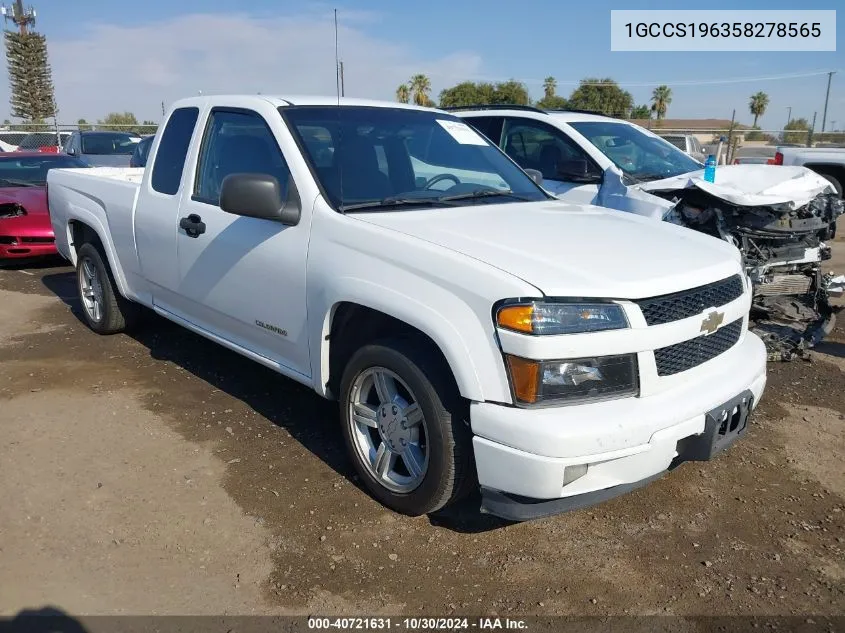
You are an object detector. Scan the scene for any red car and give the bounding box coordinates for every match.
[0,152,89,263]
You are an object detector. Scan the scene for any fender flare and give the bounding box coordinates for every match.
[311,279,498,403]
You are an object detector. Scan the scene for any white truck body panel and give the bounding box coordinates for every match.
[47,95,767,519]
[776,146,845,167]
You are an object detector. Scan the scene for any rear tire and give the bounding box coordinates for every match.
[339,337,474,516]
[76,242,138,334]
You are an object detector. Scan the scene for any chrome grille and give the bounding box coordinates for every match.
[654,318,743,376]
[636,275,744,326]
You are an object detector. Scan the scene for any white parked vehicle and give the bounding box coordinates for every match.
[773,145,845,196]
[657,133,707,162]
[47,95,767,521]
[453,106,843,361]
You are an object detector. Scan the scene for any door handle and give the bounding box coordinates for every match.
[179,213,206,238]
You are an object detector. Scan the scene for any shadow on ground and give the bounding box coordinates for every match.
[814,339,845,359]
[3,607,88,633]
[39,271,508,534]
[0,256,69,272]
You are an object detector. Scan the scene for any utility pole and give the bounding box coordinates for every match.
[808,111,817,147]
[161,101,165,117]
[785,106,792,129]
[821,70,835,133]
[726,108,736,164]
[0,0,36,35]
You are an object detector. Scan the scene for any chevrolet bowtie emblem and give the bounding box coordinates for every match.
[700,310,725,335]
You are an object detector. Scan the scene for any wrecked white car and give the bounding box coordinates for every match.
[453,107,844,361]
[638,166,843,361]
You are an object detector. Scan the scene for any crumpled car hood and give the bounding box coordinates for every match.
[636,164,835,210]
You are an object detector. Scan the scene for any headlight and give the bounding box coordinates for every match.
[497,301,628,335]
[505,353,639,405]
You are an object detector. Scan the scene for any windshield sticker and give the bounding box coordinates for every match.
[436,120,488,146]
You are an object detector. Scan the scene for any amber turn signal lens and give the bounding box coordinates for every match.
[497,305,534,333]
[505,355,539,404]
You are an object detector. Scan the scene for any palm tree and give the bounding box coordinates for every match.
[409,74,432,107]
[749,91,769,127]
[543,76,557,100]
[396,83,410,104]
[650,85,672,120]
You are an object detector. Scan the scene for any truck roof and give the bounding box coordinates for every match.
[169,94,440,113]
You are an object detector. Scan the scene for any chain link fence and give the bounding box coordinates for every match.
[0,123,160,152]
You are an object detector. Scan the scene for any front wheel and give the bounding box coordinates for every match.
[76,242,138,334]
[339,338,473,516]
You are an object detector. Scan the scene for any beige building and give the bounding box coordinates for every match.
[627,119,749,145]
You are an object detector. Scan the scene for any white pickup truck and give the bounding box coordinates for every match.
[774,146,845,196]
[47,95,767,521]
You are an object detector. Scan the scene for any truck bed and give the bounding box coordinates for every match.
[47,167,144,298]
[62,166,145,184]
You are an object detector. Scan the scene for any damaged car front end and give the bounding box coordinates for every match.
[641,169,844,361]
[560,118,843,362]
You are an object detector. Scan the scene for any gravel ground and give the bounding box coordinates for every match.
[0,226,843,619]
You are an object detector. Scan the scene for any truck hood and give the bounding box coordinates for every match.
[355,201,742,299]
[636,164,834,209]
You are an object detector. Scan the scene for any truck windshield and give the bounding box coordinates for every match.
[282,106,548,212]
[569,121,703,182]
[81,133,141,155]
[0,155,89,186]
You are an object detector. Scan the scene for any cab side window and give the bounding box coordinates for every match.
[151,107,200,195]
[194,109,290,206]
[501,117,597,182]
[463,116,504,145]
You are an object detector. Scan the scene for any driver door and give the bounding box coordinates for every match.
[170,107,311,377]
[500,117,602,204]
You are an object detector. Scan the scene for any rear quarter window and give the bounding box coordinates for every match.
[151,107,200,195]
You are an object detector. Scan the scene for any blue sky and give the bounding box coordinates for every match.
[4,0,843,128]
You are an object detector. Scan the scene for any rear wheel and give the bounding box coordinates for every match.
[339,338,473,516]
[76,242,138,334]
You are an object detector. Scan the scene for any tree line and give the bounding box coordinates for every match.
[2,112,158,134]
[395,75,675,119]
[394,75,794,134]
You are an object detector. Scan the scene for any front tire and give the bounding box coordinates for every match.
[76,242,138,334]
[339,338,473,516]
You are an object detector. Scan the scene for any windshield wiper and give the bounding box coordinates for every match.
[0,178,37,187]
[436,189,533,203]
[339,189,534,212]
[339,197,450,212]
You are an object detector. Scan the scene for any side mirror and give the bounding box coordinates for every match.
[219,173,301,225]
[524,168,543,186]
[66,147,76,156]
[556,159,603,184]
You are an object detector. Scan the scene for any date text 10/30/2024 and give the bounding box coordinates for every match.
[307,617,528,630]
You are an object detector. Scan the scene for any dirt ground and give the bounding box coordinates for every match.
[1,225,843,619]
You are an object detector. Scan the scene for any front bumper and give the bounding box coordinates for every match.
[0,240,57,260]
[0,227,57,260]
[471,331,767,521]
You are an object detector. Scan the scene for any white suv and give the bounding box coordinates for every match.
[451,105,703,215]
